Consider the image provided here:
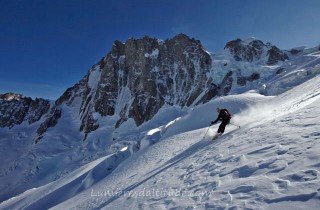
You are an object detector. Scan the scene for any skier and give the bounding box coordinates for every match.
[210,108,231,138]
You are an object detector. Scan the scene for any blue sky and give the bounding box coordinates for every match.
[1,0,320,99]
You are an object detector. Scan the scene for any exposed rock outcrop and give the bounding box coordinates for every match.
[0,93,50,128]
[237,73,260,86]
[224,38,288,64]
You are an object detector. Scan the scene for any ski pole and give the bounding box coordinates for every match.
[202,125,211,139]
[230,122,240,128]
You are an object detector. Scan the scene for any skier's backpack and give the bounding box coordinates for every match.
[223,109,232,120]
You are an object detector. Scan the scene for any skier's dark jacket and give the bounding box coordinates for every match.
[212,109,231,124]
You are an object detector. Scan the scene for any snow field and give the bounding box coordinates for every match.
[2,76,315,209]
[51,76,320,209]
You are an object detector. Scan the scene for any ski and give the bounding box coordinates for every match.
[212,133,222,140]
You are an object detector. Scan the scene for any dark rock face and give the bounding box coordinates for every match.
[237,73,260,86]
[288,48,302,55]
[224,39,265,62]
[0,93,50,128]
[267,46,289,65]
[102,34,215,127]
[225,38,288,64]
[276,68,285,75]
[94,34,215,127]
[219,71,234,95]
[36,108,61,143]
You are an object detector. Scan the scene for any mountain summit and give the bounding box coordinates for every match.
[36,34,231,141]
[224,38,289,64]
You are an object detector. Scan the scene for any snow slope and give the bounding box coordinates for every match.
[1,75,320,209]
[2,40,320,204]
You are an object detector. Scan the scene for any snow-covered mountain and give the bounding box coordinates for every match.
[1,34,320,209]
[36,34,217,143]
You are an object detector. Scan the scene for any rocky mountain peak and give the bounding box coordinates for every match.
[96,34,215,128]
[224,38,288,65]
[36,34,219,141]
[111,40,125,55]
[0,93,50,128]
[0,92,23,101]
[171,33,202,45]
